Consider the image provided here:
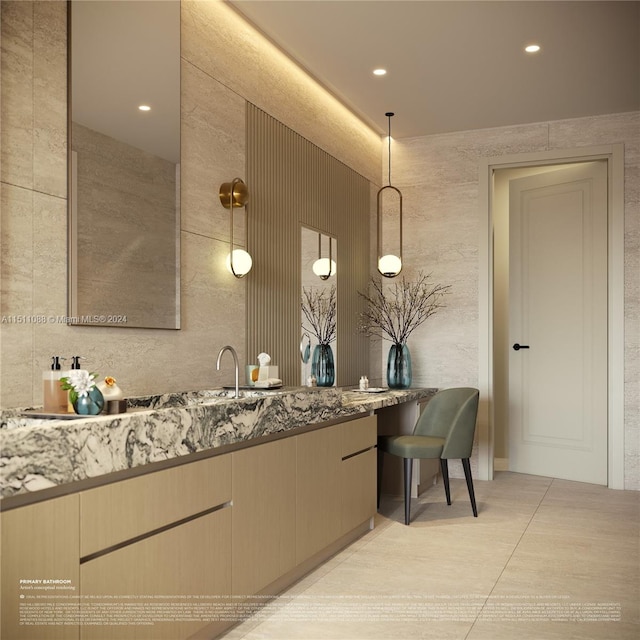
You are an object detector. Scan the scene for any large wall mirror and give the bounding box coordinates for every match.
[300,225,337,386]
[68,0,181,329]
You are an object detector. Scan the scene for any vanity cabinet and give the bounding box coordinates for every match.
[0,494,80,640]
[340,415,377,534]
[79,455,231,557]
[80,509,231,640]
[78,454,232,640]
[231,415,377,597]
[296,415,377,564]
[296,424,343,564]
[1,411,379,640]
[231,437,297,596]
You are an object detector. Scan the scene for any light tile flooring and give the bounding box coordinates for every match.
[221,471,639,640]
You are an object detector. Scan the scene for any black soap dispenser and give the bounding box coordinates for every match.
[65,355,83,412]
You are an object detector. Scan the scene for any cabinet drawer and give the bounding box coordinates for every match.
[80,508,231,640]
[80,454,231,557]
[341,415,377,458]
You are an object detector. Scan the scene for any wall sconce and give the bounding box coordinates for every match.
[377,112,403,278]
[219,178,252,278]
[312,233,336,280]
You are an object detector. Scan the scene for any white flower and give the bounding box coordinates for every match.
[67,369,96,397]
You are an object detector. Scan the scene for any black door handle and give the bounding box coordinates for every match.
[513,343,530,351]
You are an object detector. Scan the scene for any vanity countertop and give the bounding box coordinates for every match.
[0,386,436,502]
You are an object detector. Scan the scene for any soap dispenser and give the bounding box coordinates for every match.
[43,356,67,413]
[65,355,83,413]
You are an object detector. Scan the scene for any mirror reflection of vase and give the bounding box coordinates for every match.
[387,343,412,389]
[312,343,335,387]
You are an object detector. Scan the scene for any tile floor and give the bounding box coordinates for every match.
[221,471,639,640]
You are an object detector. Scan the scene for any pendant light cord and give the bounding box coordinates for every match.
[386,112,394,186]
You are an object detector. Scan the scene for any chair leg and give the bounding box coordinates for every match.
[440,458,451,505]
[377,447,384,509]
[461,458,478,517]
[403,458,413,525]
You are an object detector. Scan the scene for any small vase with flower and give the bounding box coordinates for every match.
[61,369,104,415]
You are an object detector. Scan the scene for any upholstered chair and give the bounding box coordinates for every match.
[377,387,480,525]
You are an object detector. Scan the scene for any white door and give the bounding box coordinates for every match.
[508,162,608,484]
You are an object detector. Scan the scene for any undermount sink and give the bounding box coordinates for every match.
[166,388,289,407]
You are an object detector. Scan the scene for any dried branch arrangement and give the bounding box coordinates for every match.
[358,272,451,344]
[301,285,337,345]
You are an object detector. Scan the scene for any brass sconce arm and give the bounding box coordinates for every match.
[219,178,251,278]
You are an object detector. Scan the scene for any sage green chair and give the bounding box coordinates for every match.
[377,387,480,525]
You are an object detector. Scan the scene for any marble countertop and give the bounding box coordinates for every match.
[0,386,436,502]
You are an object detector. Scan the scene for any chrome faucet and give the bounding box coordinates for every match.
[216,345,240,398]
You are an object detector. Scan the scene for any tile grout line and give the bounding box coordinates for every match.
[463,477,555,639]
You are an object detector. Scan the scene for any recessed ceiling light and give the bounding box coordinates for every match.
[525,44,541,54]
[373,68,387,76]
[138,105,151,111]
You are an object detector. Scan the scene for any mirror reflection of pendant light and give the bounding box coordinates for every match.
[377,112,403,278]
[219,178,252,278]
[312,233,336,280]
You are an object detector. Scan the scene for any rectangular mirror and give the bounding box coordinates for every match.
[300,225,337,386]
[68,0,181,329]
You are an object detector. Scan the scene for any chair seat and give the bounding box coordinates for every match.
[379,435,445,459]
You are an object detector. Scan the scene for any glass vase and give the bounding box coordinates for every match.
[387,343,412,389]
[72,387,105,415]
[312,343,335,387]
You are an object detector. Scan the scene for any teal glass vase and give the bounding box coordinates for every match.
[387,343,412,389]
[312,343,335,387]
[72,387,105,415]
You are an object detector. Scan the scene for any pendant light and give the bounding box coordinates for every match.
[312,233,336,280]
[219,178,252,277]
[377,112,403,278]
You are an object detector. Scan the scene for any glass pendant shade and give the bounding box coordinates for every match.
[314,233,336,280]
[312,258,336,279]
[378,254,402,278]
[226,249,252,277]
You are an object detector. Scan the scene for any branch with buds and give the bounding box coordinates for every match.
[358,272,451,344]
[301,285,337,345]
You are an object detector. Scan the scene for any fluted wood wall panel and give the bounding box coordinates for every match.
[247,105,370,386]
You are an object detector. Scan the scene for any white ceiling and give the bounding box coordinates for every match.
[230,0,640,139]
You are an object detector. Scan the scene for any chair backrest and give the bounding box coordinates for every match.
[413,387,480,459]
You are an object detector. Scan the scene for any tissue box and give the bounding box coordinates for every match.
[258,365,279,381]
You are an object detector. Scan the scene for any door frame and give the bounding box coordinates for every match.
[478,144,625,489]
